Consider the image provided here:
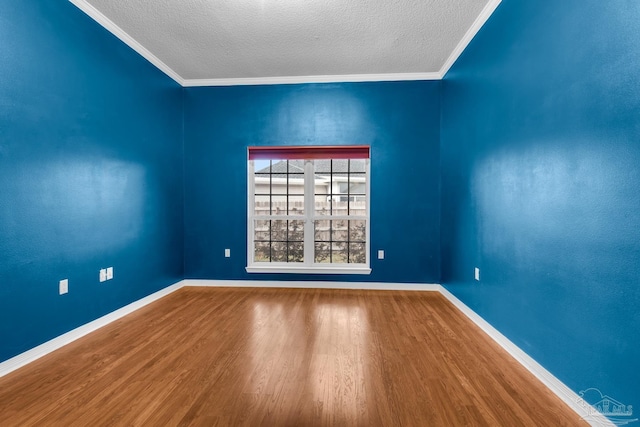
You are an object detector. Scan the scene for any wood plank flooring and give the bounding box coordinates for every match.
[0,287,586,426]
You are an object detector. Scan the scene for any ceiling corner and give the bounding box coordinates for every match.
[68,0,186,86]
[439,0,502,79]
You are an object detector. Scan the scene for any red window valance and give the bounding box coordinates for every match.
[248,145,370,160]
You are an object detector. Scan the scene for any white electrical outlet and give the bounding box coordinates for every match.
[99,268,107,282]
[378,250,385,260]
[225,249,230,258]
[474,267,480,281]
[59,279,68,295]
[106,267,113,280]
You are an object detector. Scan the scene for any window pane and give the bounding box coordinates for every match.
[349,220,367,242]
[254,195,270,215]
[288,243,304,262]
[314,159,332,173]
[254,242,271,262]
[349,159,366,173]
[254,220,271,242]
[271,241,287,262]
[332,227,348,242]
[349,243,366,264]
[349,197,366,215]
[314,243,330,263]
[331,159,349,177]
[288,220,304,241]
[254,159,272,173]
[314,175,331,193]
[269,160,288,174]
[271,220,286,237]
[314,220,330,241]
[288,160,305,173]
[254,181,271,195]
[254,229,270,242]
[314,196,331,215]
[271,195,287,215]
[287,174,305,194]
[288,195,304,215]
[331,241,347,263]
[332,200,348,216]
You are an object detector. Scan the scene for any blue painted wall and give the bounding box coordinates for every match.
[0,1,183,362]
[183,82,441,283]
[441,0,640,411]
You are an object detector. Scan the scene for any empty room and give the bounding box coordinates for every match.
[1,0,638,425]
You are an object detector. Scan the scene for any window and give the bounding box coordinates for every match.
[247,146,371,274]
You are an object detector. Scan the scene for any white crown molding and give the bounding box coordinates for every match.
[181,72,442,87]
[68,0,185,86]
[439,0,502,78]
[0,280,185,379]
[0,278,610,425]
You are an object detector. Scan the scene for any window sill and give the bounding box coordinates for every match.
[246,265,372,275]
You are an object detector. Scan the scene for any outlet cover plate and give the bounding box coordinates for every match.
[59,279,68,295]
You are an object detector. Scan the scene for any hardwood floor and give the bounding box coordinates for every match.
[0,287,586,426]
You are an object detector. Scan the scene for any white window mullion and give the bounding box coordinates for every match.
[315,215,367,221]
[253,215,306,221]
[365,158,371,267]
[303,159,315,266]
[247,160,256,265]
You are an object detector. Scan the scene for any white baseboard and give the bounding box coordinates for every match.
[0,280,185,379]
[0,279,610,426]
[437,286,613,427]
[183,279,440,291]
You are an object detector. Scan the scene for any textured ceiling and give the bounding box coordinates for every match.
[71,0,500,86]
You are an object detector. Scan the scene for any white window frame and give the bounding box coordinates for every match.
[246,158,371,275]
